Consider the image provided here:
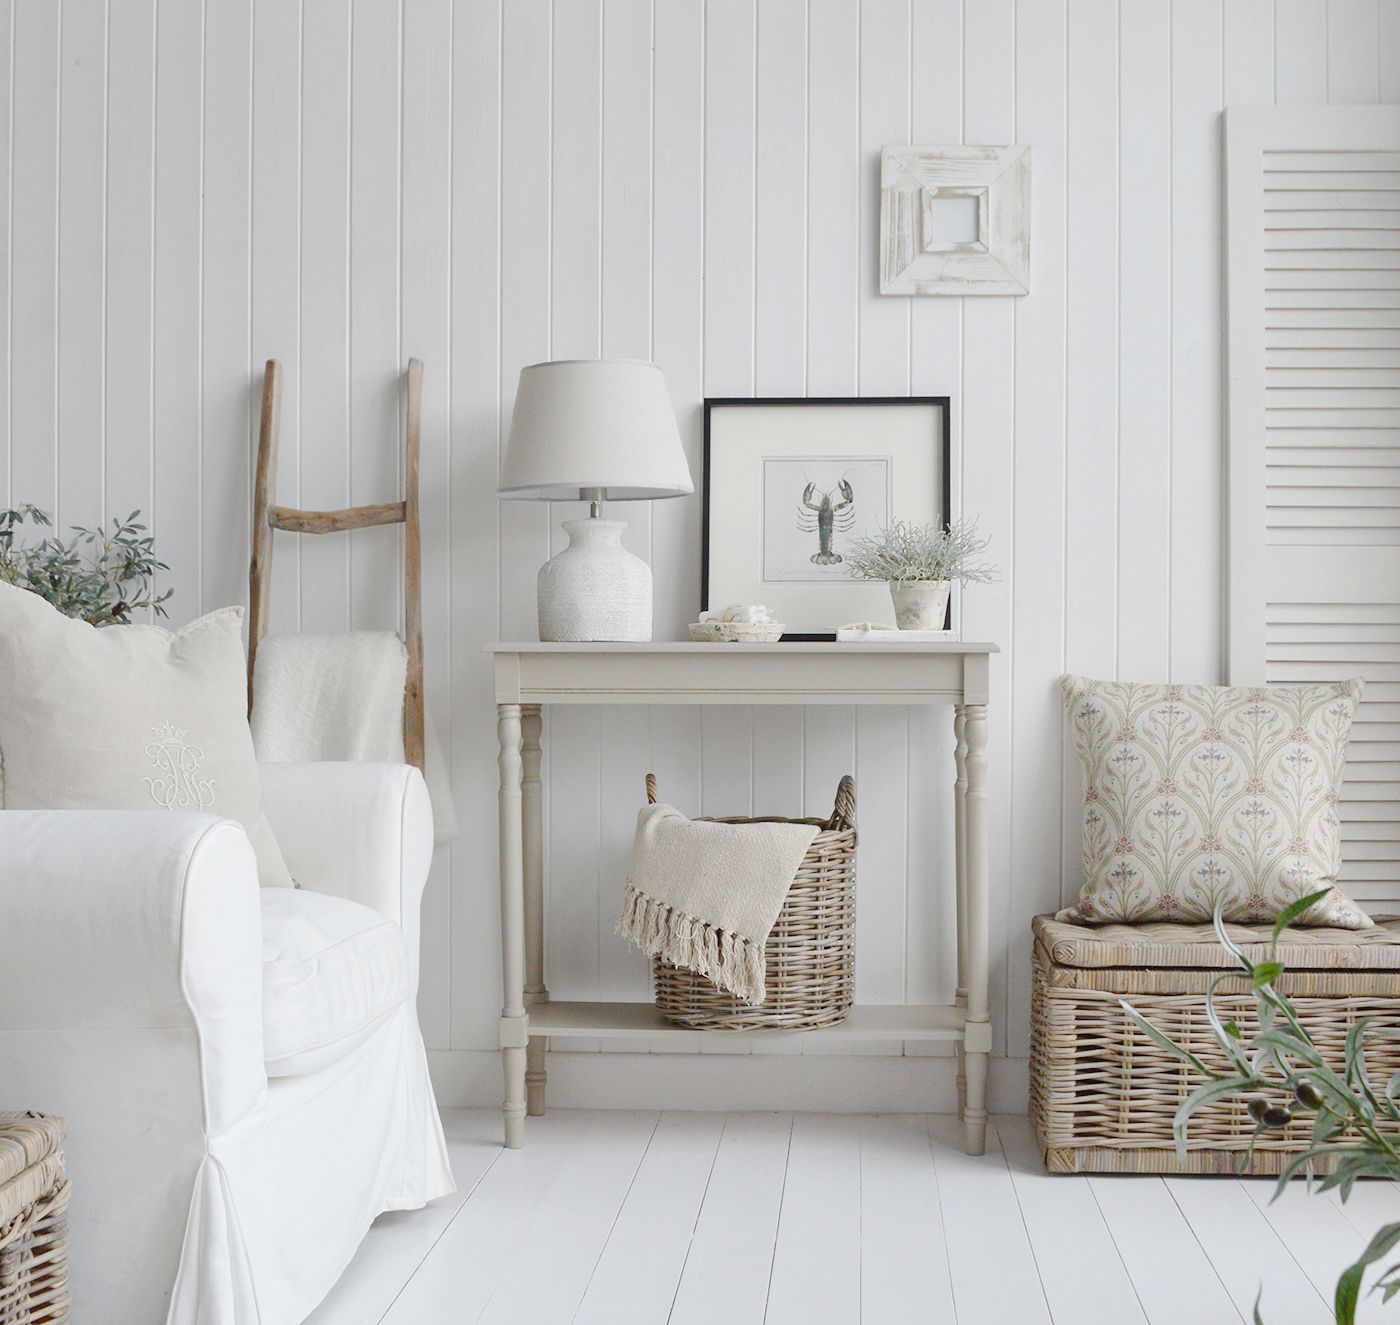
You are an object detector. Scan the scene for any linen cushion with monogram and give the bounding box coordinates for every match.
[0,583,294,888]
[1058,674,1368,928]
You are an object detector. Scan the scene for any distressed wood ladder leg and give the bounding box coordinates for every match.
[953,706,969,1122]
[963,704,991,1156]
[521,704,548,1117]
[497,703,527,1148]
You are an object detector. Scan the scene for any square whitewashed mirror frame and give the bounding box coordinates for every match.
[880,145,1031,295]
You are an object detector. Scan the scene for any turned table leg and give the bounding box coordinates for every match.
[953,707,969,1123]
[521,704,548,1117]
[497,703,527,1148]
[962,704,991,1156]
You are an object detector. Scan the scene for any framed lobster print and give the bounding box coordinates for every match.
[701,397,951,640]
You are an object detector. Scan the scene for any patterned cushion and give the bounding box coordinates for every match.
[1057,675,1369,928]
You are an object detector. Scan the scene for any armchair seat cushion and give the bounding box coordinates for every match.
[261,889,411,1077]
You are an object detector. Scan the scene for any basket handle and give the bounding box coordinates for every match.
[646,773,659,805]
[827,775,856,833]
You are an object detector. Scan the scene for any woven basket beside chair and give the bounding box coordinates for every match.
[0,1113,70,1325]
[650,774,857,1032]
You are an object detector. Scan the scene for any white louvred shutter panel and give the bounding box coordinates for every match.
[1226,105,1400,911]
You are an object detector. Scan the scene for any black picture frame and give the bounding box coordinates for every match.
[701,397,953,641]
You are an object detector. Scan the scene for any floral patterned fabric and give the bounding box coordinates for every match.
[1058,675,1370,928]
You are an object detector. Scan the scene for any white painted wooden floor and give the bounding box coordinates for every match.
[302,1108,1400,1325]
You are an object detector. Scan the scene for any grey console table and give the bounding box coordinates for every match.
[488,641,998,1154]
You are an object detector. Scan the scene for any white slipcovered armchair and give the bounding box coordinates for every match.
[0,761,455,1325]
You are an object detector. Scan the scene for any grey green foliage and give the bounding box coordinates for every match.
[842,517,998,587]
[0,504,171,626]
[1122,891,1400,1324]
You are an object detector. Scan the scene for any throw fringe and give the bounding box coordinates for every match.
[617,883,768,1006]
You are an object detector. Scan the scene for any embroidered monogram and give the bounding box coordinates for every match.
[144,721,215,811]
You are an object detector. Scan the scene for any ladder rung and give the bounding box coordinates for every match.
[268,502,406,535]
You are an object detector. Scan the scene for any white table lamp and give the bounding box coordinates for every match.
[499,359,693,642]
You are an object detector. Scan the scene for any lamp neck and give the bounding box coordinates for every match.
[579,486,606,519]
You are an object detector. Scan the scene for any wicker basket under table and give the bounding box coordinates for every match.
[650,774,857,1031]
[0,1113,70,1325]
[1030,913,1400,1175]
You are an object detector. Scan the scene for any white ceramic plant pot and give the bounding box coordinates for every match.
[538,518,652,642]
[889,579,951,630]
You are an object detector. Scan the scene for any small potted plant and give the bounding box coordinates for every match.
[843,517,997,630]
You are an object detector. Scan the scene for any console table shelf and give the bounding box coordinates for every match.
[529,1001,982,1044]
[487,640,998,1155]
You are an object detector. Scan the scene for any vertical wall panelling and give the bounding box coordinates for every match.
[3,0,1395,1105]
[749,0,808,934]
[251,0,302,636]
[546,0,602,573]
[1008,0,1068,1055]
[56,0,105,536]
[348,0,402,635]
[447,0,502,1053]
[10,3,59,515]
[549,0,601,365]
[401,0,453,1050]
[1276,0,1329,105]
[648,0,704,641]
[1383,5,1400,104]
[152,3,203,616]
[961,0,1017,1057]
[0,0,11,502]
[298,0,353,634]
[1327,0,1381,104]
[755,0,807,398]
[1116,1,1172,682]
[498,0,551,645]
[806,0,860,397]
[1172,0,1225,693]
[601,0,654,579]
[1224,0,1276,106]
[904,0,963,1018]
[201,0,253,620]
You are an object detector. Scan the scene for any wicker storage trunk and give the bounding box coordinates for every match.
[1031,914,1400,1175]
[0,1113,69,1325]
[651,775,857,1031]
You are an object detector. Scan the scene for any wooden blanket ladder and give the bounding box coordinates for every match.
[248,357,424,772]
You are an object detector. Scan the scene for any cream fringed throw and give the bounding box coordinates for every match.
[617,803,820,1006]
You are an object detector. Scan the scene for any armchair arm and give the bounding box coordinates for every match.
[0,810,266,1132]
[256,762,433,990]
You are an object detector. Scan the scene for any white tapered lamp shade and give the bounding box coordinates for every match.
[498,360,693,642]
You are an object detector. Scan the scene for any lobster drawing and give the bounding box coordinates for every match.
[797,478,855,565]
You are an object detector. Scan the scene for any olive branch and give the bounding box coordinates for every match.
[0,505,172,626]
[1121,890,1400,1324]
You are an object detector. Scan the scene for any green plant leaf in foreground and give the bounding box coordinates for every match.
[1336,1221,1400,1324]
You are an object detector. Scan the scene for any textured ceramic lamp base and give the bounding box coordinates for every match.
[538,517,652,642]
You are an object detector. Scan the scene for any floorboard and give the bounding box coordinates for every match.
[997,1113,1149,1325]
[307,1111,1400,1325]
[667,1113,793,1325]
[859,1113,958,1324]
[929,1114,1053,1325]
[764,1112,863,1325]
[570,1112,726,1325]
[1089,1173,1244,1324]
[474,1110,660,1324]
[301,1109,503,1325]
[1165,1177,1331,1325]
[377,1109,592,1324]
[1242,1175,1391,1323]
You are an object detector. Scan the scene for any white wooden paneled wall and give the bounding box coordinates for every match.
[1,1,1396,1086]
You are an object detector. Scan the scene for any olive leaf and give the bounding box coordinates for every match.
[1123,895,1400,1323]
[0,506,171,625]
